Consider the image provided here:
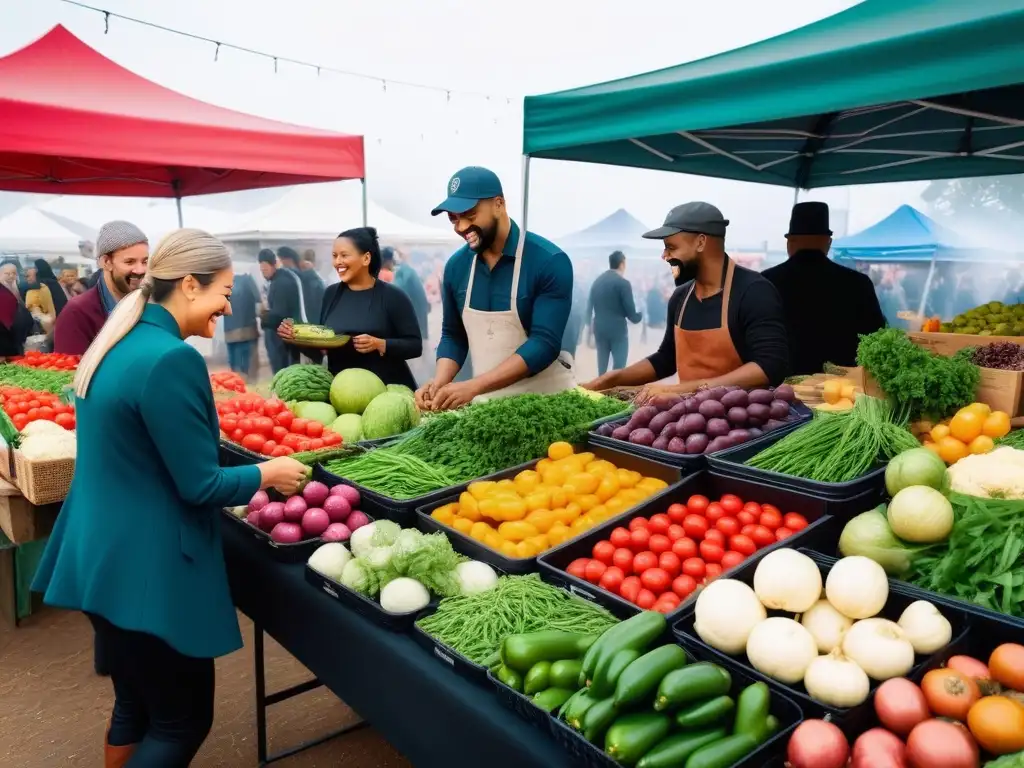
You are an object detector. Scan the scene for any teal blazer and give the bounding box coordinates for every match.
[32,304,261,658]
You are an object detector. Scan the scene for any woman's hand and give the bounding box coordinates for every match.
[635,383,689,406]
[353,334,384,355]
[259,456,308,495]
[277,319,295,341]
[414,381,436,410]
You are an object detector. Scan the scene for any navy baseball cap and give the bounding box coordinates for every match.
[431,166,504,216]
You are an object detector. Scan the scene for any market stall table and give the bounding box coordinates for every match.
[221,515,569,768]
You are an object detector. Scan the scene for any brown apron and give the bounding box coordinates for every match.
[674,258,744,382]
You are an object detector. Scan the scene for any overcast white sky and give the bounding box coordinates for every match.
[0,0,930,248]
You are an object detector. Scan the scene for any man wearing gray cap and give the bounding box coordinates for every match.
[582,202,789,402]
[54,221,149,355]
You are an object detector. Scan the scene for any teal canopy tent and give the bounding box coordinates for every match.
[522,0,1024,194]
[561,209,652,250]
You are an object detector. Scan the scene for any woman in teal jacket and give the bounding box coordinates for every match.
[32,229,307,768]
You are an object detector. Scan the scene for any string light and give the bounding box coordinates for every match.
[61,0,515,105]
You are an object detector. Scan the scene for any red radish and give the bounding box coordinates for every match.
[302,481,330,507]
[906,720,979,768]
[346,510,370,530]
[787,720,849,768]
[330,484,361,507]
[270,522,303,543]
[246,510,262,528]
[283,495,308,522]
[257,502,285,532]
[322,495,352,523]
[301,508,330,536]
[321,523,351,542]
[852,729,907,768]
[248,490,270,512]
[874,678,929,737]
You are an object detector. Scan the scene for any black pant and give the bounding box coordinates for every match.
[88,613,215,767]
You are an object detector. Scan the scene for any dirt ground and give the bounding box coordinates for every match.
[0,607,410,767]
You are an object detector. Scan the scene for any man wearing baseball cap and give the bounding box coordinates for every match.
[582,202,790,402]
[54,221,149,355]
[417,166,576,410]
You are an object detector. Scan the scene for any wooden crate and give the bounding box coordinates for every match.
[0,478,58,544]
[908,332,1022,356]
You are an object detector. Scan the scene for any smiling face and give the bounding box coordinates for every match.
[182,267,234,339]
[332,236,371,284]
[103,242,149,296]
[447,198,502,253]
[0,264,17,286]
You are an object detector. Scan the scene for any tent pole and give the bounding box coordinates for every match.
[916,255,937,322]
[521,155,532,232]
[792,188,800,205]
[175,197,184,227]
[361,178,368,227]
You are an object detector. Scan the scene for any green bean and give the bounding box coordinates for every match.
[0,364,74,393]
[323,449,458,499]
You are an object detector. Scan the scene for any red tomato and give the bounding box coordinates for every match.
[632,551,658,574]
[759,509,783,530]
[666,503,688,524]
[704,502,726,523]
[241,433,266,452]
[655,591,680,610]
[612,548,634,574]
[719,494,743,515]
[263,399,285,416]
[221,417,239,434]
[260,441,278,456]
[742,501,763,517]
[25,408,39,421]
[671,537,698,559]
[592,540,616,565]
[238,399,255,413]
[238,418,255,434]
[599,566,626,594]
[672,574,698,599]
[652,597,676,614]
[274,411,294,429]
[775,527,795,541]
[666,524,685,541]
[231,428,245,443]
[326,431,344,446]
[628,516,650,532]
[686,495,710,515]
[55,412,75,430]
[705,563,723,582]
[309,438,325,450]
[290,418,310,435]
[737,511,757,526]
[584,560,607,584]
[715,516,740,537]
[629,527,652,552]
[699,539,725,563]
[648,513,672,535]
[305,421,324,438]
[37,406,55,421]
[658,551,681,578]
[635,589,657,609]
[682,557,707,580]
[721,551,745,570]
[296,440,313,452]
[619,576,642,603]
[640,567,670,595]
[704,529,725,545]
[282,433,305,449]
[783,512,809,532]
[27,399,39,409]
[740,523,758,538]
[761,503,781,518]
[567,558,590,580]
[682,514,709,540]
[609,527,632,549]
[648,534,672,555]
[272,425,288,442]
[11,413,27,431]
[270,445,292,457]
[729,534,757,556]
[751,525,776,548]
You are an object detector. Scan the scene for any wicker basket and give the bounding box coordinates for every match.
[0,443,14,482]
[13,451,75,505]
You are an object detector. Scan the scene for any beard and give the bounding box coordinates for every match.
[112,273,143,295]
[463,220,499,253]
[667,258,698,287]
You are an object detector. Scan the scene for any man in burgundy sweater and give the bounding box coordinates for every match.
[54,221,149,355]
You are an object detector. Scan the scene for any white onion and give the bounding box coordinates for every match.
[801,599,853,653]
[804,649,870,708]
[746,617,818,684]
[897,600,952,654]
[753,549,822,613]
[887,485,954,543]
[825,556,889,619]
[841,618,915,680]
[694,579,766,654]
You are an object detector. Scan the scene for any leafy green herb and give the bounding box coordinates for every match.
[996,429,1024,450]
[0,364,74,393]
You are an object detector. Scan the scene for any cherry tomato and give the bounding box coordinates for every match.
[592,540,616,564]
[719,494,743,515]
[25,408,39,421]
[729,534,757,556]
[737,510,757,526]
[629,527,652,552]
[648,534,671,555]
[751,525,776,548]
[612,547,634,574]
[704,529,725,545]
[274,411,294,429]
[305,421,325,439]
[260,440,278,456]
[584,560,607,584]
[721,550,745,570]
[666,503,688,524]
[686,495,710,515]
[682,557,706,580]
[635,589,657,609]
[658,551,681,578]
[704,502,726,523]
[599,566,626,594]
[282,433,305,450]
[699,539,724,563]
[290,418,310,436]
[671,537,697,560]
[783,512,809,532]
[238,418,255,434]
[566,558,590,580]
[322,431,343,446]
[655,591,680,610]
[715,516,740,537]
[619,576,642,603]
[640,567,670,595]
[37,406,55,421]
[682,514,708,540]
[740,523,758,538]
[759,509,783,530]
[231,428,245,443]
[632,550,658,574]
[270,445,292,457]
[55,412,75,430]
[761,503,782,518]
[11,413,27,431]
[272,425,288,442]
[775,527,795,541]
[262,399,285,416]
[241,433,266,452]
[666,523,685,541]
[705,563,723,582]
[672,574,698,600]
[652,596,676,614]
[221,417,239,434]
[742,501,763,517]
[648,513,672,535]
[628,516,650,532]
[609,526,632,548]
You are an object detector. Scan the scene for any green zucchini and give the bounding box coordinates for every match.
[604,713,671,767]
[673,695,735,729]
[635,728,728,768]
[612,644,688,707]
[653,662,731,711]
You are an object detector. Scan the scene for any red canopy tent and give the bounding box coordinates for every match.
[0,25,366,223]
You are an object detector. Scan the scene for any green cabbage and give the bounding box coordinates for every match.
[362,392,419,439]
[386,384,415,399]
[330,368,386,414]
[885,448,948,496]
[838,506,925,576]
[292,401,338,426]
[330,413,363,444]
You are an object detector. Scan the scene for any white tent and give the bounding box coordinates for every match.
[214,183,457,247]
[0,205,89,259]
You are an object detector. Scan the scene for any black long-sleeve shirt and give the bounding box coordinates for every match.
[319,281,422,389]
[647,262,790,385]
[587,270,642,340]
[762,249,886,374]
[262,268,304,330]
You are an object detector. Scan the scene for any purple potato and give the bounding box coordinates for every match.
[668,402,688,419]
[773,384,796,402]
[683,397,700,414]
[629,428,657,446]
[693,389,714,404]
[720,389,749,409]
[698,399,726,420]
[726,406,748,426]
[728,428,751,444]
[706,436,732,454]
[769,400,791,420]
[685,433,709,454]
[612,424,632,441]
[748,389,774,405]
[597,422,615,437]
[763,419,786,432]
[629,405,659,428]
[681,413,706,435]
[747,402,771,422]
[707,386,729,401]
[667,436,688,454]
[723,385,742,392]
[651,394,683,411]
[649,411,675,435]
[652,436,670,451]
[748,427,764,438]
[747,416,766,428]
[706,417,730,438]
[660,423,679,440]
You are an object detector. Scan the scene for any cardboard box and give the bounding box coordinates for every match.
[0,477,58,545]
[908,332,1022,356]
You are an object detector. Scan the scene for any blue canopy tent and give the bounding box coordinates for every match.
[560,208,652,250]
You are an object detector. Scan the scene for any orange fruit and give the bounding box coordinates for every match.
[924,442,943,459]
[982,411,1011,439]
[964,402,992,417]
[548,441,574,461]
[929,424,951,442]
[937,436,970,465]
[949,410,984,443]
[968,435,995,455]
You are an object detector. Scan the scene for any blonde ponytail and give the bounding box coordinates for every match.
[73,228,232,398]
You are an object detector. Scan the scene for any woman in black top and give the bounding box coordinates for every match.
[278,227,422,389]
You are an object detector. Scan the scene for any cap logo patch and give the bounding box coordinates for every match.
[450,177,461,194]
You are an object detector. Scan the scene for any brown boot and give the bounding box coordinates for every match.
[104,742,136,768]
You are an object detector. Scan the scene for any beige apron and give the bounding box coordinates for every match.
[463,229,576,402]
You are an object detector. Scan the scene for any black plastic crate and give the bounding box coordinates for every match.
[488,669,561,731]
[219,439,263,467]
[304,558,432,632]
[416,442,685,574]
[538,472,840,626]
[588,402,812,470]
[549,639,806,768]
[410,607,495,686]
[673,553,973,719]
[220,505,325,563]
